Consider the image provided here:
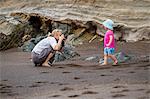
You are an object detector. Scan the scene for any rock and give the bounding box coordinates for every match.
[85,56,99,62]
[21,40,35,52]
[22,35,31,42]
[65,34,76,46]
[54,45,80,62]
[30,36,46,44]
[126,26,150,42]
[0,15,34,50]
[61,45,80,59]
[114,24,150,42]
[99,52,131,64]
[0,16,21,35]
[83,52,131,63]
[52,21,72,37]
[54,52,66,62]
[0,33,10,50]
[21,36,46,52]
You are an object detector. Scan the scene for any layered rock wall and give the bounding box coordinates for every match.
[0,0,150,50]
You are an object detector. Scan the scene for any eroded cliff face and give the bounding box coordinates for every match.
[0,0,150,50]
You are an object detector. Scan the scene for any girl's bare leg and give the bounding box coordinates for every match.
[101,54,108,65]
[108,54,118,65]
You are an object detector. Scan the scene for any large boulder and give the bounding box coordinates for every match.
[21,36,46,52]
[54,45,80,62]
[0,16,22,50]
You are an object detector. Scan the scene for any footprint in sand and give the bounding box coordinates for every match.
[114,78,120,81]
[143,81,149,84]
[81,80,88,83]
[111,94,126,98]
[111,89,130,93]
[35,81,48,84]
[110,70,114,72]
[0,90,12,94]
[0,85,18,97]
[82,91,98,95]
[137,96,149,99]
[58,83,69,86]
[16,85,24,88]
[29,81,49,88]
[0,84,14,96]
[1,85,13,89]
[83,87,88,90]
[113,85,127,89]
[74,77,80,80]
[50,82,60,85]
[62,71,71,74]
[118,89,130,92]
[84,71,94,73]
[68,95,80,98]
[100,74,107,76]
[0,84,12,89]
[135,88,145,91]
[40,71,50,74]
[1,79,8,82]
[29,84,41,88]
[67,63,82,67]
[57,66,65,69]
[60,87,74,91]
[49,95,61,98]
[128,71,135,73]
[146,89,150,94]
[100,74,112,77]
[7,92,19,96]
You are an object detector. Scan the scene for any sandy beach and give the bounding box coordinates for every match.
[0,0,150,99]
[0,41,150,99]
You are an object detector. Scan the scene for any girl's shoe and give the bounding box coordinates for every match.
[112,61,118,66]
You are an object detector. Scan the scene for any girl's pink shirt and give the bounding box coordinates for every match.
[104,30,115,48]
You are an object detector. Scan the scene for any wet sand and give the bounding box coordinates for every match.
[0,41,150,99]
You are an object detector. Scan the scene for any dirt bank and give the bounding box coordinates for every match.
[0,0,150,51]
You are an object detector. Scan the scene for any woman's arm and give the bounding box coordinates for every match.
[53,34,65,50]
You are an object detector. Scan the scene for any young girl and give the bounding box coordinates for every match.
[101,19,118,65]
